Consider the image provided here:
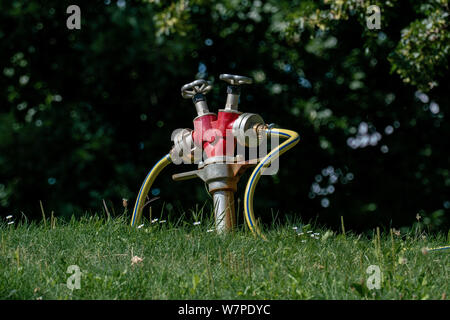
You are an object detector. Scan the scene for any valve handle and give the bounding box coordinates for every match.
[181,79,213,99]
[219,74,253,86]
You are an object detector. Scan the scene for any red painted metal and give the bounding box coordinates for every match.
[192,111,240,159]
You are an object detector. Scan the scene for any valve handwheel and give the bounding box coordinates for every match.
[181,79,213,99]
[219,74,253,86]
[219,74,252,111]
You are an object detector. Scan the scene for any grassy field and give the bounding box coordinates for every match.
[0,213,448,300]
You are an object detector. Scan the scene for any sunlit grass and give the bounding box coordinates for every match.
[0,213,448,300]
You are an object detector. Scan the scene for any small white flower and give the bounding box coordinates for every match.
[151,218,158,223]
[8,221,14,225]
[131,256,143,265]
[159,220,166,223]
[301,240,307,243]
[193,221,201,226]
[297,232,304,236]
[137,224,144,229]
[6,215,13,220]
[314,233,320,236]
[207,229,214,233]
[292,226,298,230]
[307,231,313,233]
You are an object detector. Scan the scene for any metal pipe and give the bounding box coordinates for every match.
[224,86,240,111]
[194,98,210,116]
[220,74,253,111]
[212,190,236,232]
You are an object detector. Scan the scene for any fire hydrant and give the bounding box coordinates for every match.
[131,74,300,237]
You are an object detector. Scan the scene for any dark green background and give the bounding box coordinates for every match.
[0,0,448,232]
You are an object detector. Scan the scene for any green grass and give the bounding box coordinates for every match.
[0,213,448,300]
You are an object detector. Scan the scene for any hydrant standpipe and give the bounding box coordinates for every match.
[131,74,300,237]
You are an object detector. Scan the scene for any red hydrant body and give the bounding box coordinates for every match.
[193,111,240,159]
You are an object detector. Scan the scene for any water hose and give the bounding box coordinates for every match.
[423,245,450,253]
[244,128,300,239]
[130,154,172,227]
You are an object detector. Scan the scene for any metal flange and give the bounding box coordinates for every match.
[232,113,265,147]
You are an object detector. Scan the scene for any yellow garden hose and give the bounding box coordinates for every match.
[244,128,300,239]
[130,154,172,227]
[424,245,450,253]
